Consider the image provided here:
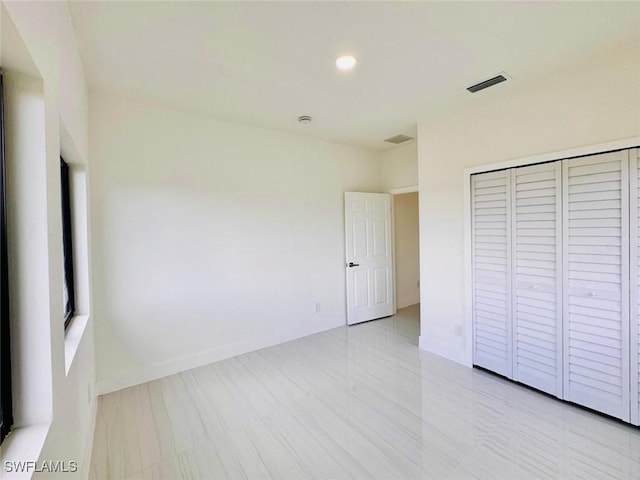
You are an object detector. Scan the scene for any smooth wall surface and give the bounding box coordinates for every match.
[90,94,383,393]
[381,142,418,191]
[393,192,420,309]
[1,1,95,478]
[418,46,640,364]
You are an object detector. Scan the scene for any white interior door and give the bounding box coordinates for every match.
[344,192,394,325]
[630,148,640,426]
[472,170,513,378]
[511,162,563,397]
[562,151,630,421]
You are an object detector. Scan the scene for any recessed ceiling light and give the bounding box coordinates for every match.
[298,115,312,124]
[336,55,357,71]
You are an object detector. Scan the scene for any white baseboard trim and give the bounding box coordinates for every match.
[96,318,345,396]
[396,300,420,310]
[419,335,471,367]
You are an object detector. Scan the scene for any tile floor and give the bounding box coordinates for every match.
[90,304,640,479]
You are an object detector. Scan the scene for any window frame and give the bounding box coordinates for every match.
[0,69,13,445]
[60,157,76,329]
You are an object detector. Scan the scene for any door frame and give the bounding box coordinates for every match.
[462,136,640,368]
[389,186,419,195]
[344,186,419,325]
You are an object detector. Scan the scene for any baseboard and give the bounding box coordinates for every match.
[397,301,419,310]
[96,318,345,395]
[419,335,470,367]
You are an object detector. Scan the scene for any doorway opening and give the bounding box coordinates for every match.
[393,190,420,342]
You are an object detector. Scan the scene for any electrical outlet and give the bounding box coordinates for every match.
[315,303,321,313]
[454,324,463,337]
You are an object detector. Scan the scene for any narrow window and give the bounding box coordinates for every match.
[0,69,13,444]
[60,158,76,329]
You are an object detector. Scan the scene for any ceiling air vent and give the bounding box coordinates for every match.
[384,134,413,145]
[467,73,509,93]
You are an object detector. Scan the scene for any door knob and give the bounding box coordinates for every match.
[347,262,360,267]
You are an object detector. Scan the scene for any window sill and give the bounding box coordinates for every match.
[64,314,90,376]
[0,422,50,479]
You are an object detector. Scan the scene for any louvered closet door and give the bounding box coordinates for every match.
[511,162,562,397]
[630,148,640,426]
[563,151,630,421]
[472,170,512,378]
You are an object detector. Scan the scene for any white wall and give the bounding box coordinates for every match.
[90,93,383,393]
[417,46,640,364]
[381,142,418,191]
[1,2,95,479]
[393,192,420,309]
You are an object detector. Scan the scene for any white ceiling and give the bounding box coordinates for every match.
[68,1,640,150]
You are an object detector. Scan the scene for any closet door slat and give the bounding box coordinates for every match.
[473,170,512,377]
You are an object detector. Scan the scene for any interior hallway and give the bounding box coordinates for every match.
[90,304,640,479]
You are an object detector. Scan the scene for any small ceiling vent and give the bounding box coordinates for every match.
[384,134,413,144]
[467,73,509,93]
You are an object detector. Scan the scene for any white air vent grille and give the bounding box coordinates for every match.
[384,134,413,144]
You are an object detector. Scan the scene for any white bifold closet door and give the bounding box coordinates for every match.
[630,148,640,426]
[511,163,563,397]
[472,170,512,378]
[562,151,630,421]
